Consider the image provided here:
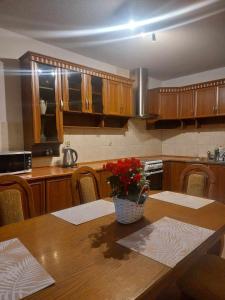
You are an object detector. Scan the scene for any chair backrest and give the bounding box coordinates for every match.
[72,167,100,204]
[0,189,24,226]
[179,164,216,198]
[0,175,35,225]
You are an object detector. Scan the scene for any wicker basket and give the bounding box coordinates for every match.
[113,197,145,224]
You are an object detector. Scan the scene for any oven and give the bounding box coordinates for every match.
[141,160,163,190]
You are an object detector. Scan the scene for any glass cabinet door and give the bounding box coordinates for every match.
[90,76,103,114]
[64,70,83,112]
[37,63,60,142]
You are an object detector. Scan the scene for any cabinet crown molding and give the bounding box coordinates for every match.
[150,78,225,94]
[20,51,133,85]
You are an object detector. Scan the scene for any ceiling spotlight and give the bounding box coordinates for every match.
[152,33,156,41]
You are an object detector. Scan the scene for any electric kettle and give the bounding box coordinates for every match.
[62,144,78,168]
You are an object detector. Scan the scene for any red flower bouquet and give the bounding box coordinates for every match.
[103,158,149,204]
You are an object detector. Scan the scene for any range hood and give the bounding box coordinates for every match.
[130,68,156,119]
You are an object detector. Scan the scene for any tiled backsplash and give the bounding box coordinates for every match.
[32,119,162,167]
[50,119,162,166]
[162,129,225,157]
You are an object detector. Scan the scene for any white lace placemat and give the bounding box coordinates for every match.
[52,199,115,225]
[117,217,214,267]
[0,238,55,300]
[150,191,214,209]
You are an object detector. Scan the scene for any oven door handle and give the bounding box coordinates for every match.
[146,170,163,175]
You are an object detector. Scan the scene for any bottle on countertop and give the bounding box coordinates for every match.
[214,147,219,161]
[218,146,225,161]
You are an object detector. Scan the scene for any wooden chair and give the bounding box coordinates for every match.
[179,164,216,198]
[178,255,225,300]
[72,167,101,204]
[0,175,35,226]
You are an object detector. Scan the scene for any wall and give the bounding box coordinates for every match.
[161,67,225,157]
[162,129,225,157]
[0,28,162,164]
[162,67,225,87]
[0,28,129,77]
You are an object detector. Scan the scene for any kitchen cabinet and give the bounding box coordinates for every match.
[147,78,225,129]
[120,82,133,116]
[20,52,133,143]
[163,161,188,192]
[20,54,64,156]
[63,71,105,114]
[104,80,121,115]
[98,170,112,198]
[46,176,74,213]
[159,92,179,119]
[147,89,160,116]
[218,85,225,115]
[207,164,225,204]
[179,90,195,118]
[29,180,45,216]
[25,168,113,217]
[103,80,133,116]
[195,86,217,117]
[62,69,84,112]
[89,75,105,114]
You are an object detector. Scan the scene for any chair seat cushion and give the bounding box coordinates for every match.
[178,255,225,300]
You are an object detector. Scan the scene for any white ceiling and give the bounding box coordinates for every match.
[0,0,225,80]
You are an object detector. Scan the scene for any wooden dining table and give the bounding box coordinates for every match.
[0,194,225,300]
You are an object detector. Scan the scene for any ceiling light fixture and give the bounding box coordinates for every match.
[32,0,220,39]
[69,6,225,48]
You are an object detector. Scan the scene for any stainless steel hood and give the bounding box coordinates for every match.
[130,68,155,119]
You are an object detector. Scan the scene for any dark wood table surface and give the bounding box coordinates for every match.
[0,195,225,300]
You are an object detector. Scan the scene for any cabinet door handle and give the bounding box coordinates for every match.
[60,99,64,111]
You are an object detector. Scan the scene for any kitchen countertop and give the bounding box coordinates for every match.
[20,155,225,181]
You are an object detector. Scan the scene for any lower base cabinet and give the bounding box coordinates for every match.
[29,180,45,216]
[163,161,225,204]
[98,170,112,198]
[28,170,112,216]
[46,176,74,213]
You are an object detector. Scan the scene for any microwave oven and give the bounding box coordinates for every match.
[0,151,32,175]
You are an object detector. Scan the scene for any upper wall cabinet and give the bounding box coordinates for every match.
[20,55,64,155]
[62,69,83,112]
[159,92,179,119]
[20,52,133,154]
[121,82,133,116]
[147,89,160,116]
[147,78,225,130]
[62,71,105,114]
[218,85,225,115]
[195,86,217,117]
[179,90,195,118]
[103,80,133,116]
